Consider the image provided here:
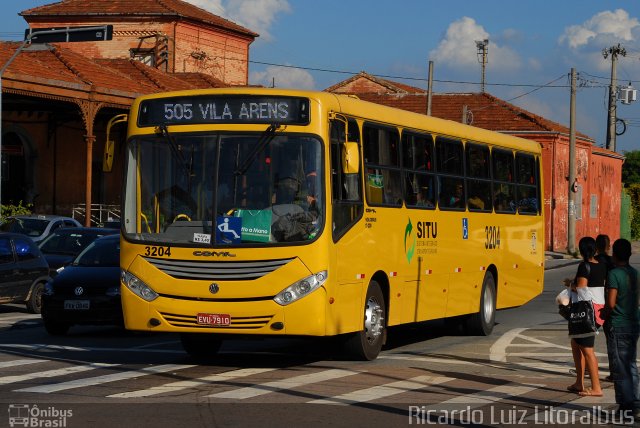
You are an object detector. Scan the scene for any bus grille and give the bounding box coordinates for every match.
[142,257,294,280]
[160,312,273,329]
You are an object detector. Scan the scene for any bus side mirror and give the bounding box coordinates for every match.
[342,142,360,174]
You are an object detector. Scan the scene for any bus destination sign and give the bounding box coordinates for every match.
[137,95,310,127]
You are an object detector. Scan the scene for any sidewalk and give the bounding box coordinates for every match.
[544,241,640,271]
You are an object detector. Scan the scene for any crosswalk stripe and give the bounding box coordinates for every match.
[0,359,46,369]
[440,383,541,406]
[309,375,455,405]
[15,364,194,393]
[0,363,117,386]
[108,368,277,398]
[208,369,358,399]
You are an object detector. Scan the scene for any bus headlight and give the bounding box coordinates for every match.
[121,270,158,302]
[274,271,327,306]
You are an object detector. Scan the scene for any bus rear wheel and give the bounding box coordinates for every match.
[465,272,496,336]
[180,333,222,360]
[344,280,386,360]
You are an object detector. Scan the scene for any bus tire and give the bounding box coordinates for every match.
[180,333,222,360]
[344,280,386,361]
[465,272,496,336]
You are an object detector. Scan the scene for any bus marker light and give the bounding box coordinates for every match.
[271,322,284,330]
[329,297,334,304]
[356,274,365,279]
[389,272,397,277]
[513,264,519,269]
[454,267,462,273]
[480,266,486,271]
[425,269,432,275]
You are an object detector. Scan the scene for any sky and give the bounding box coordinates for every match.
[2,1,640,153]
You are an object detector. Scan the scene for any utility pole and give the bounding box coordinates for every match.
[426,60,433,116]
[475,39,489,93]
[603,44,626,151]
[568,68,577,255]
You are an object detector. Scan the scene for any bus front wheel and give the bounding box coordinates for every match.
[344,280,386,360]
[465,272,496,336]
[180,333,222,360]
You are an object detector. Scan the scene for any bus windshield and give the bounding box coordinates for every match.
[123,132,323,246]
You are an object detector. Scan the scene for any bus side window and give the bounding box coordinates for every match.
[330,118,363,239]
[435,137,464,210]
[492,149,516,213]
[363,123,402,207]
[466,142,492,212]
[516,152,539,214]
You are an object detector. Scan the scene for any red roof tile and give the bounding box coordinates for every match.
[326,72,595,142]
[0,41,228,103]
[20,0,258,38]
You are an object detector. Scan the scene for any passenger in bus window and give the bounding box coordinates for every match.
[416,188,435,208]
[468,194,485,210]
[449,183,464,208]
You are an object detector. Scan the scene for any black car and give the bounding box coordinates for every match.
[38,227,118,274]
[42,234,122,335]
[0,232,50,313]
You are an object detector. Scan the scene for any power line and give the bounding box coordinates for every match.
[248,59,571,89]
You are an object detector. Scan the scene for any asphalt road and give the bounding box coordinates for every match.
[0,252,638,428]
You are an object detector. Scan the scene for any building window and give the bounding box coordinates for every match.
[131,49,155,66]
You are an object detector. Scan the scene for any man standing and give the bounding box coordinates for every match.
[604,238,640,418]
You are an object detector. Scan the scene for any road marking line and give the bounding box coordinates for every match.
[0,359,47,368]
[490,328,528,362]
[208,369,358,399]
[0,363,117,386]
[440,383,541,406]
[16,364,194,393]
[108,368,277,398]
[309,375,454,405]
[379,355,476,365]
[0,343,184,354]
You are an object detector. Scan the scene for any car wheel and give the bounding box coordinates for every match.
[26,282,44,314]
[43,317,70,336]
[343,280,386,360]
[180,333,223,361]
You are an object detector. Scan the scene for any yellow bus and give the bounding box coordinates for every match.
[120,88,544,360]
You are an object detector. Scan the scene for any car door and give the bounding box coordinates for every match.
[0,237,19,301]
[12,237,45,301]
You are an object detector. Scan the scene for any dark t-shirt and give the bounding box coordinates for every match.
[576,261,606,288]
[595,253,614,272]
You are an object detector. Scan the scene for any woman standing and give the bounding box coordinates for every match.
[565,236,607,396]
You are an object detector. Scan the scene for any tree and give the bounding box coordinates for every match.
[622,150,640,186]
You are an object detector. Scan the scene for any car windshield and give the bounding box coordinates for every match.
[73,238,120,267]
[39,232,101,255]
[0,218,48,237]
[123,132,323,246]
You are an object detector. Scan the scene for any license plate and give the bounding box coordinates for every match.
[197,313,230,326]
[64,300,90,310]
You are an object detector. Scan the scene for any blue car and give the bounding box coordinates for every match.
[42,234,121,335]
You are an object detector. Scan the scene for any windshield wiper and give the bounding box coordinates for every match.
[157,125,193,179]
[234,123,281,176]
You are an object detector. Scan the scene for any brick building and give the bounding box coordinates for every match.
[21,0,257,85]
[0,0,257,225]
[326,72,625,252]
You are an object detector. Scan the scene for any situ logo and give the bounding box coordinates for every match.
[405,218,438,263]
[8,404,73,427]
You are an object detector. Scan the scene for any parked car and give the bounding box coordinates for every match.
[38,227,118,274]
[42,234,122,335]
[0,215,82,244]
[0,232,51,313]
